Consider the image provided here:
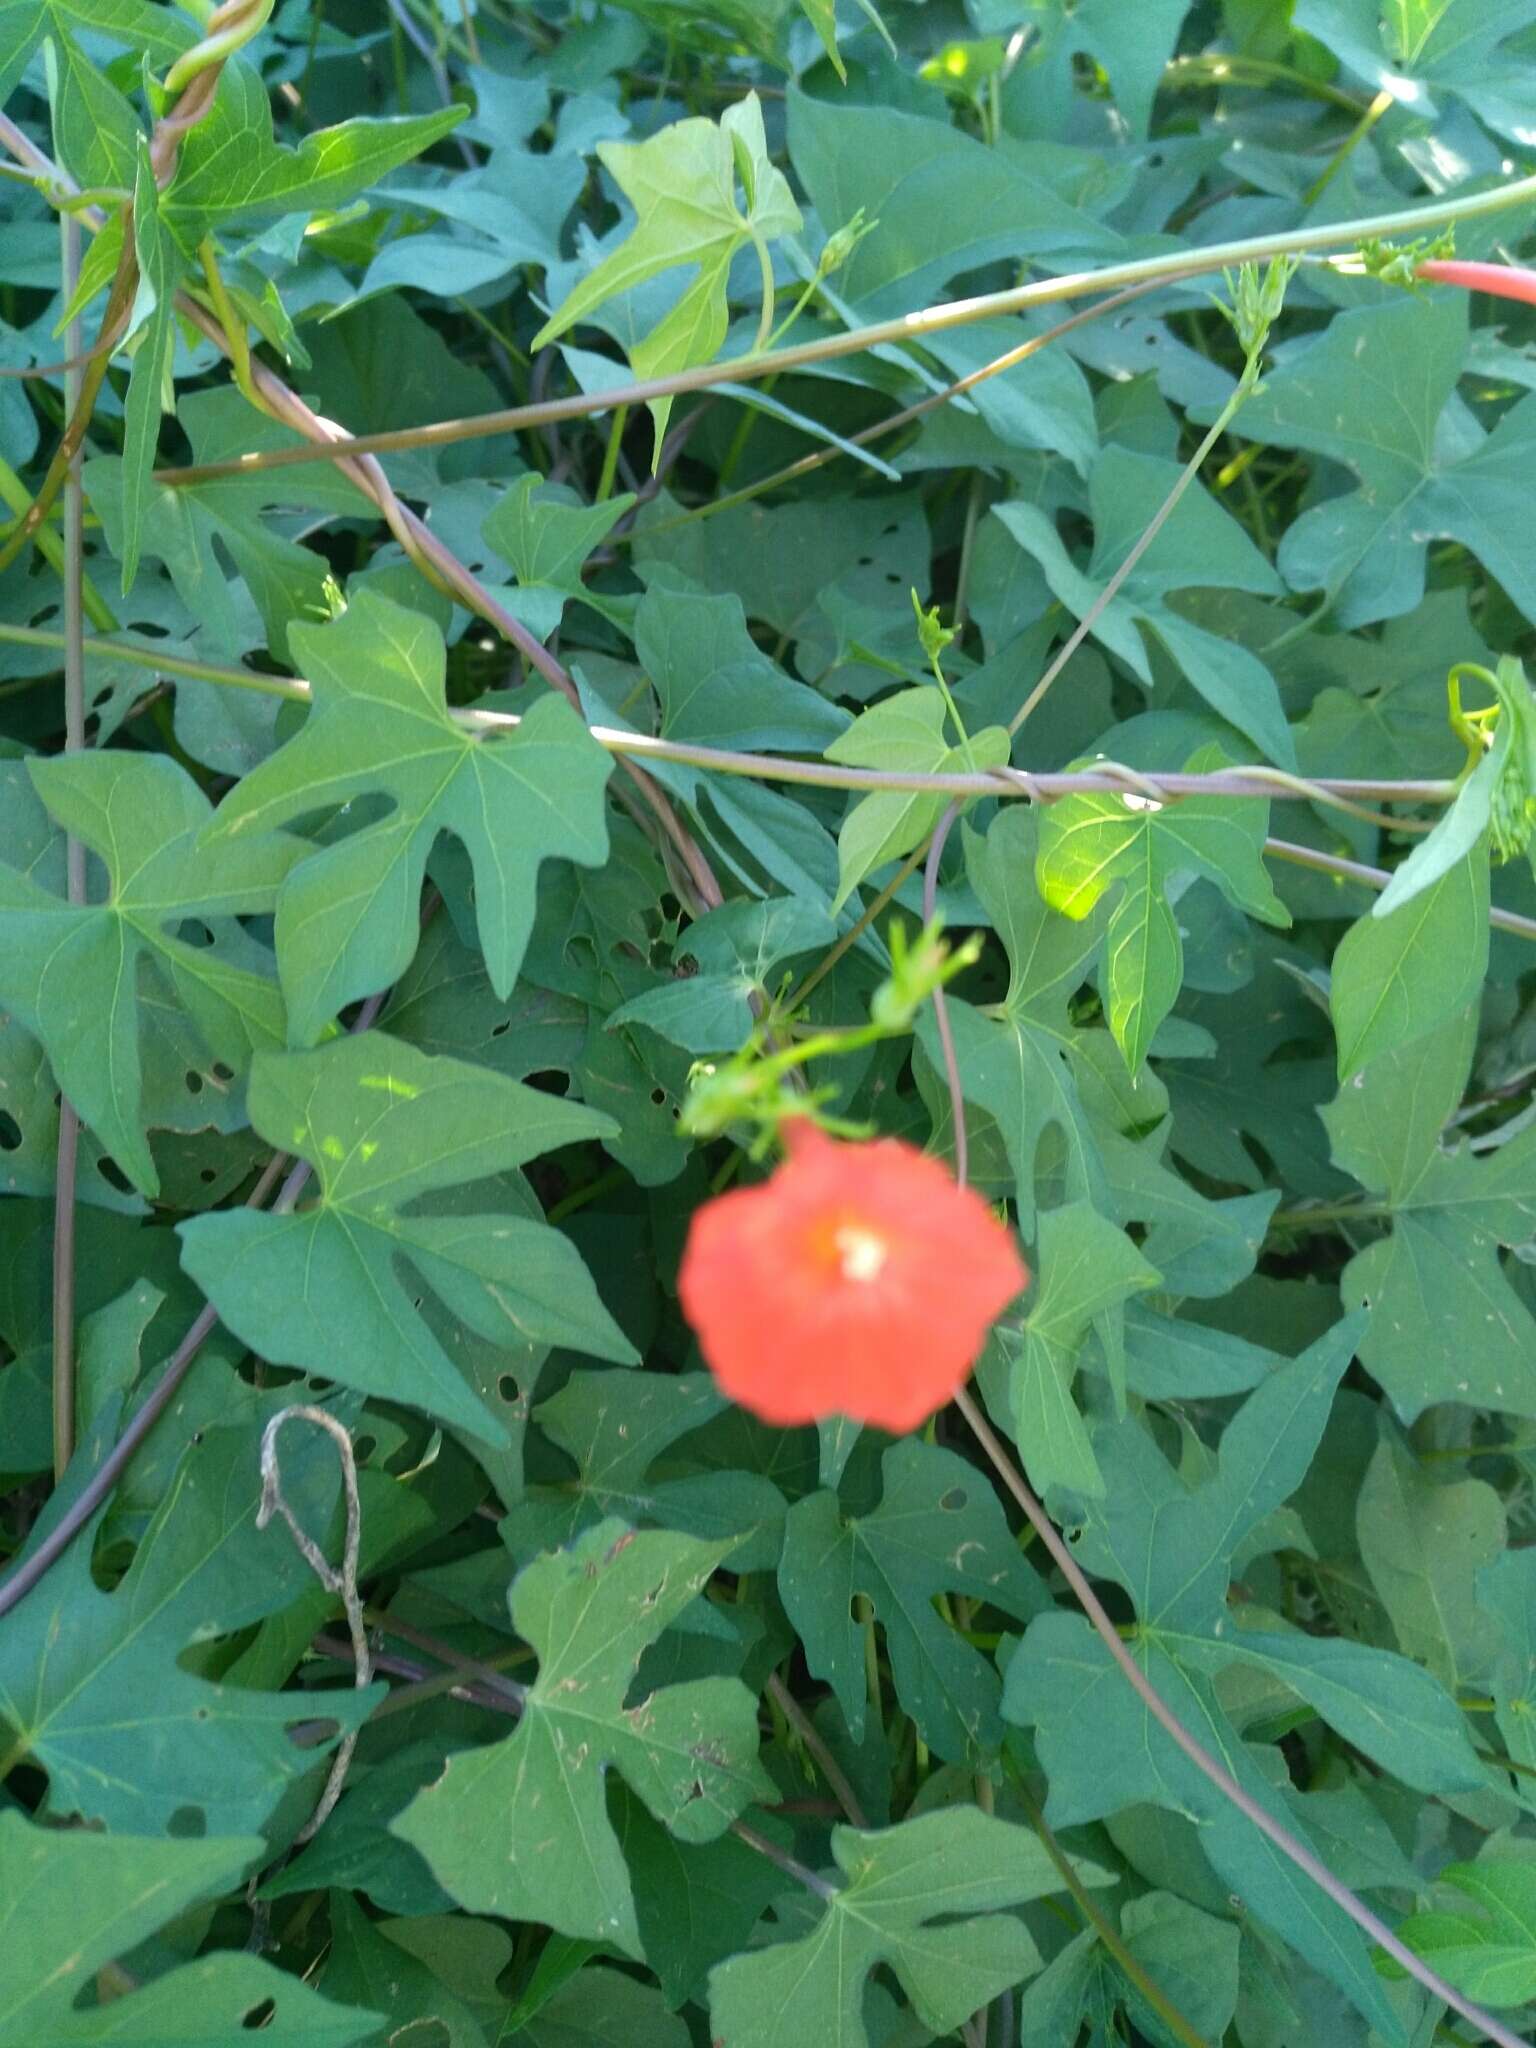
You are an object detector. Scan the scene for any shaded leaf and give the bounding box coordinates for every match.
[0,752,298,1197]
[179,1033,634,1445]
[203,592,615,1044]
[779,1437,1049,1765]
[0,1814,379,2046]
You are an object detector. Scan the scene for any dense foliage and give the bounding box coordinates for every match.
[5,2,1536,2043]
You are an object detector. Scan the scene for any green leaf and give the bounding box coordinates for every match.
[503,1369,786,1570]
[912,807,1130,1233]
[533,95,800,456]
[1005,1317,1486,2035]
[989,1200,1160,1500]
[117,146,184,596]
[1297,0,1536,145]
[179,1033,634,1444]
[0,0,193,105]
[1391,1862,1536,2007]
[43,22,140,191]
[786,84,1119,319]
[708,1807,1098,2048]
[322,1891,485,2047]
[0,1420,383,1833]
[0,751,299,1197]
[824,688,1011,908]
[1331,843,1490,1078]
[993,447,1295,765]
[639,570,850,754]
[617,1796,788,2008]
[1214,292,1536,630]
[1322,1004,1536,1418]
[481,473,636,640]
[1479,1549,1536,1783]
[86,386,365,663]
[393,1520,772,1956]
[1005,0,1195,136]
[1019,1889,1241,2047]
[0,1813,379,2046]
[162,61,469,251]
[1356,1423,1504,1692]
[1037,746,1289,1073]
[202,592,615,1045]
[779,1437,1049,1765]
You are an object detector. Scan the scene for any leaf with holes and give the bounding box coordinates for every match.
[0,751,300,1198]
[1036,746,1289,1074]
[0,1813,380,2045]
[779,1437,1049,1767]
[0,1420,382,1834]
[1322,1004,1536,1420]
[85,387,367,665]
[201,591,615,1045]
[393,1520,772,1955]
[178,1033,635,1446]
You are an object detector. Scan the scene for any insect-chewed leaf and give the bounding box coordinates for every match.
[780,1437,1049,1766]
[393,1519,772,1955]
[201,591,615,1045]
[178,1033,636,1445]
[0,1812,380,2045]
[1322,1004,1536,1417]
[0,1419,383,1836]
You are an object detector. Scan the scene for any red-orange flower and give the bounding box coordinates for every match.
[677,1121,1028,1431]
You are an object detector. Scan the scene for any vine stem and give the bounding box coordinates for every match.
[0,622,1469,819]
[1008,365,1261,736]
[918,799,1528,2044]
[146,165,1536,488]
[49,209,85,1484]
[954,1377,1528,2045]
[1265,835,1536,941]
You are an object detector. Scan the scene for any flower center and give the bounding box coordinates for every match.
[833,1223,889,1283]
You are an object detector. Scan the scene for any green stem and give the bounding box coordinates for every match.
[1008,1769,1213,2048]
[1268,1200,1393,1232]
[147,170,1536,488]
[1305,86,1395,206]
[51,208,85,1487]
[596,405,629,501]
[1009,364,1257,734]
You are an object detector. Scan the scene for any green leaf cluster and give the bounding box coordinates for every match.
[5,5,1536,2046]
